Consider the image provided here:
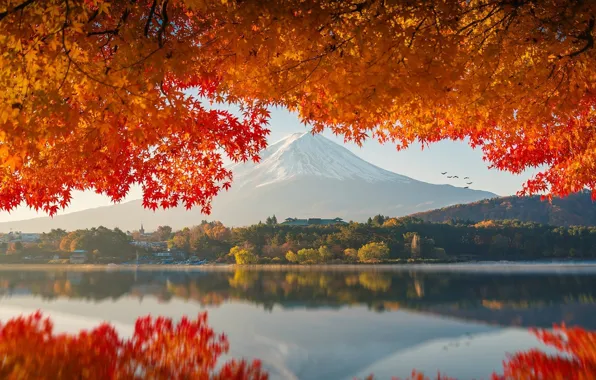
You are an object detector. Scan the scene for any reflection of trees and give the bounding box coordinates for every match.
[4,270,596,327]
[407,273,425,299]
[358,272,391,292]
[228,270,259,290]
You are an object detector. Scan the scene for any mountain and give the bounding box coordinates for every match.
[411,191,596,227]
[0,132,496,232]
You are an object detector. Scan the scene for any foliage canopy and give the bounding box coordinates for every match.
[1,0,595,214]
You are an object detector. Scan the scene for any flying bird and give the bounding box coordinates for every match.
[453,176,459,178]
[467,182,473,185]
[447,176,453,178]
[464,186,469,189]
[464,177,470,179]
[441,172,447,175]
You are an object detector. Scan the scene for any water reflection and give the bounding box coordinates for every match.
[1,269,596,329]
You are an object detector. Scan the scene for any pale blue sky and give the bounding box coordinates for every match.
[0,106,538,222]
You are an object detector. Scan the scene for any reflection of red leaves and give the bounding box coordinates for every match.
[492,324,596,380]
[363,370,456,380]
[3,312,596,380]
[0,311,267,380]
[365,325,596,380]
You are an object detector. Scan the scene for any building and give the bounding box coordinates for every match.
[127,224,153,240]
[0,232,41,243]
[152,250,187,260]
[69,250,88,264]
[131,241,167,250]
[280,217,348,226]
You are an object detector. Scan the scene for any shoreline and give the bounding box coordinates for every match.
[2,261,596,273]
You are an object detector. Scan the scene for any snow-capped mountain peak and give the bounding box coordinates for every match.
[231,132,412,188]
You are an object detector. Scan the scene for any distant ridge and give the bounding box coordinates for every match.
[410,191,596,227]
[0,132,496,232]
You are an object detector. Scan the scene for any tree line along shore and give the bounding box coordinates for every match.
[1,215,595,265]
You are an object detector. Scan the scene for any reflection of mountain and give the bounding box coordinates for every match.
[0,300,501,380]
[422,302,596,328]
[2,270,596,329]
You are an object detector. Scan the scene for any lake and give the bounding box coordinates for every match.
[1,264,596,379]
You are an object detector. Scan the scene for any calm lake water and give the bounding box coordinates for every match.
[2,264,596,379]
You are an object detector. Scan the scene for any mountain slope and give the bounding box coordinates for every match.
[410,191,596,227]
[230,132,411,188]
[0,132,496,232]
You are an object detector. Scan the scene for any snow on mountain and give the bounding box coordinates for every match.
[230,132,411,188]
[0,132,498,232]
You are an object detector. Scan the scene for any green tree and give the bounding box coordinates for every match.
[371,215,387,227]
[358,242,389,263]
[40,229,68,250]
[318,246,332,263]
[230,246,258,265]
[285,250,298,263]
[154,226,173,242]
[169,232,190,252]
[297,248,321,264]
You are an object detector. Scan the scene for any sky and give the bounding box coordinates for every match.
[0,105,539,223]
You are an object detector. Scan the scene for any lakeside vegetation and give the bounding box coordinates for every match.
[171,215,596,264]
[2,215,596,264]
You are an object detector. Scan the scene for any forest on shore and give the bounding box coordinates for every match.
[412,191,596,227]
[2,214,596,264]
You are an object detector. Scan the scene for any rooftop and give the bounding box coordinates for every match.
[280,217,347,226]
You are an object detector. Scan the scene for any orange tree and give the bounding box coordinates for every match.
[1,0,595,214]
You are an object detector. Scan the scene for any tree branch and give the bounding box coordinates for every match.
[157,0,169,48]
[0,0,36,22]
[144,0,157,37]
[566,16,595,58]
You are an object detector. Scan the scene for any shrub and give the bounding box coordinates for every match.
[296,248,320,264]
[285,250,298,263]
[358,242,389,263]
[318,246,332,263]
[230,246,258,265]
[343,248,358,263]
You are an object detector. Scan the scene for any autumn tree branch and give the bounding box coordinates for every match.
[0,0,36,22]
[157,0,169,48]
[567,16,595,58]
[144,0,157,37]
